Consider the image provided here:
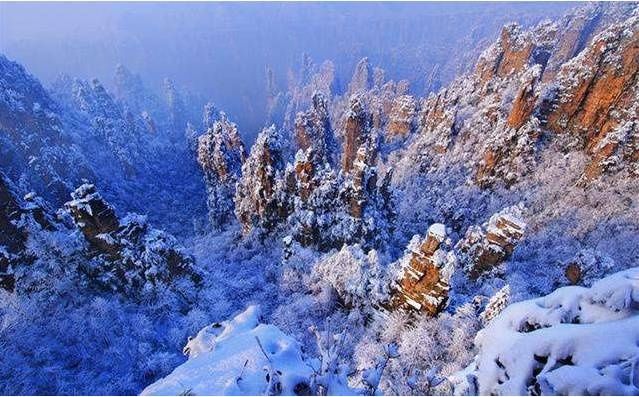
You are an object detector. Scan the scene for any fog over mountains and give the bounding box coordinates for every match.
[1,2,572,139]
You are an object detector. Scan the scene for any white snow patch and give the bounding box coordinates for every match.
[141,305,312,396]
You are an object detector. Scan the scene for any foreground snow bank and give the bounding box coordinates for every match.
[141,305,312,395]
[454,267,639,395]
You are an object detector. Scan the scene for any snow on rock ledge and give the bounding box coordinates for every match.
[141,305,312,396]
[456,205,526,278]
[453,267,639,395]
[390,224,456,315]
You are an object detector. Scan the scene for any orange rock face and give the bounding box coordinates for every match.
[341,96,371,174]
[507,67,541,129]
[387,95,417,140]
[545,19,639,181]
[294,152,316,203]
[565,263,582,285]
[390,224,455,315]
[476,24,537,85]
[475,150,500,188]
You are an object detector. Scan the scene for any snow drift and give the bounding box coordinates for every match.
[454,267,639,395]
[141,306,312,396]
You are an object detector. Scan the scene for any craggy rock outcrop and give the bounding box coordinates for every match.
[390,224,456,315]
[480,285,511,325]
[341,95,372,174]
[197,114,246,229]
[506,66,542,129]
[415,88,459,154]
[344,143,377,219]
[394,24,552,189]
[475,113,542,188]
[65,184,200,297]
[545,14,639,181]
[541,3,638,83]
[386,95,417,140]
[291,150,320,204]
[476,23,542,85]
[294,92,336,164]
[65,184,120,254]
[456,205,526,278]
[392,4,636,191]
[234,126,285,235]
[230,59,397,250]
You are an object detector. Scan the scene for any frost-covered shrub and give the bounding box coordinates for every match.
[353,304,481,395]
[312,244,388,309]
[0,285,206,395]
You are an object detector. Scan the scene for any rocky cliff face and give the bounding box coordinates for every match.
[390,4,637,192]
[202,55,399,249]
[201,4,636,254]
[545,13,639,181]
[388,205,525,315]
[386,95,417,141]
[294,92,336,163]
[234,125,286,235]
[341,95,372,174]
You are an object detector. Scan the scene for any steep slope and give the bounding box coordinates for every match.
[0,55,94,204]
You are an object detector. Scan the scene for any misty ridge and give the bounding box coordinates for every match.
[0,2,639,396]
[1,2,573,140]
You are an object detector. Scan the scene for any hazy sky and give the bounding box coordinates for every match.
[0,2,575,136]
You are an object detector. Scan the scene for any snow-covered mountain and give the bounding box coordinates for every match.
[0,2,638,396]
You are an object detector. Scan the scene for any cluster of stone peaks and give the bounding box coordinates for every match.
[393,3,638,190]
[190,4,637,317]
[197,81,395,250]
[389,205,526,316]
